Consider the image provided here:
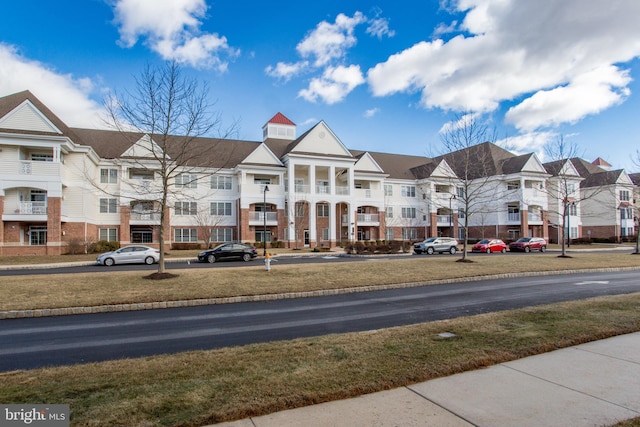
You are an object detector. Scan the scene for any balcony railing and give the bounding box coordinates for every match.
[336,186,349,195]
[528,213,542,222]
[130,211,161,221]
[437,214,452,224]
[18,201,47,215]
[508,213,521,222]
[357,213,379,224]
[249,212,278,224]
[316,185,330,194]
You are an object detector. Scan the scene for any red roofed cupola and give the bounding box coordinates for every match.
[263,112,296,141]
[592,157,612,171]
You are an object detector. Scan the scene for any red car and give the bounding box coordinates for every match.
[471,239,507,253]
[509,237,547,253]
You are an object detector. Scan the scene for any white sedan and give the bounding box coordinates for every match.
[96,245,160,266]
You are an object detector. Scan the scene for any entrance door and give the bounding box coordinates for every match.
[303,230,310,246]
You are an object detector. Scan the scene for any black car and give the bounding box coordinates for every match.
[198,243,258,263]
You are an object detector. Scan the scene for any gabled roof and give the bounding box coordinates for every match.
[592,157,611,168]
[629,173,640,186]
[266,112,295,126]
[350,150,432,180]
[581,169,627,188]
[434,141,517,179]
[0,90,81,141]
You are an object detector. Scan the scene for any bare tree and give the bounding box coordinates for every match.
[103,61,236,277]
[543,136,609,258]
[436,113,498,262]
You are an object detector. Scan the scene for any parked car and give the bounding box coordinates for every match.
[471,239,508,253]
[198,243,258,263]
[509,237,547,253]
[414,237,459,255]
[96,245,160,266]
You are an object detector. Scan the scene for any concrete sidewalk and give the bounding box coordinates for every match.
[214,332,640,427]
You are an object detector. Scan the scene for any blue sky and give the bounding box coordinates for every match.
[1,0,639,171]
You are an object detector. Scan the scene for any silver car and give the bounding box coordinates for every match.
[96,245,160,266]
[413,237,459,255]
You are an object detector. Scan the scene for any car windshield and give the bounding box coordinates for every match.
[424,238,436,243]
[516,238,531,242]
[478,239,489,244]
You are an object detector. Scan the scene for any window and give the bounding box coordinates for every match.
[322,228,329,241]
[385,228,394,241]
[401,207,416,219]
[621,207,633,220]
[402,228,417,240]
[295,202,306,217]
[458,208,466,219]
[401,186,416,197]
[99,198,117,214]
[131,229,152,243]
[175,228,198,242]
[210,202,232,216]
[566,183,576,195]
[29,226,47,245]
[100,168,118,184]
[384,184,393,197]
[99,228,118,242]
[568,203,577,216]
[129,169,154,180]
[211,228,233,242]
[507,181,520,190]
[620,190,630,201]
[212,175,233,190]
[457,187,465,198]
[317,203,329,217]
[175,201,197,215]
[386,206,393,218]
[31,153,53,162]
[175,173,197,188]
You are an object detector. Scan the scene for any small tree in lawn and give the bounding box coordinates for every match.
[104,61,235,278]
[436,113,498,262]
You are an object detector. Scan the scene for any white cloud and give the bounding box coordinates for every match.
[265,61,309,82]
[267,10,393,104]
[112,0,238,70]
[505,66,631,132]
[368,0,640,131]
[438,112,480,134]
[0,43,106,128]
[364,108,380,118]
[496,131,557,161]
[298,65,365,104]
[296,12,366,67]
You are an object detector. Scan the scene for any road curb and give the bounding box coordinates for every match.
[2,266,639,320]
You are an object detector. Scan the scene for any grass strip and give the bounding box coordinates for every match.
[1,253,640,311]
[1,293,639,426]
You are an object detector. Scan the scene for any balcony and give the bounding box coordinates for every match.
[437,215,453,225]
[0,160,61,178]
[249,212,278,226]
[528,212,543,223]
[357,213,379,225]
[130,211,161,225]
[18,201,47,214]
[508,213,521,222]
[2,201,48,221]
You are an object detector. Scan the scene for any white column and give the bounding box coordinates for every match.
[348,167,355,196]
[348,203,356,242]
[329,166,335,196]
[329,201,336,245]
[309,165,316,194]
[309,201,316,246]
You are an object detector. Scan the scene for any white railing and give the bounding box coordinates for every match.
[130,212,161,221]
[437,214,452,224]
[357,213,379,223]
[508,213,521,222]
[249,212,278,222]
[316,185,330,194]
[18,201,47,214]
[294,185,310,194]
[528,213,542,222]
[336,186,349,195]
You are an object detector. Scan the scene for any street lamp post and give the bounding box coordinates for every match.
[263,185,269,256]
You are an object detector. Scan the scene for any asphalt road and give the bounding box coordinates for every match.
[1,269,638,371]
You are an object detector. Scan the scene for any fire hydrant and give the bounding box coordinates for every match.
[264,253,271,272]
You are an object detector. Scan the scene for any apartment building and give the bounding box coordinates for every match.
[0,90,635,256]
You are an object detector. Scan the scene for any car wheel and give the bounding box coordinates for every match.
[501,247,507,253]
[449,246,457,254]
[486,248,491,254]
[104,257,115,267]
[242,253,251,262]
[207,254,216,263]
[144,256,155,265]
[524,246,530,253]
[540,246,547,252]
[426,247,434,255]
